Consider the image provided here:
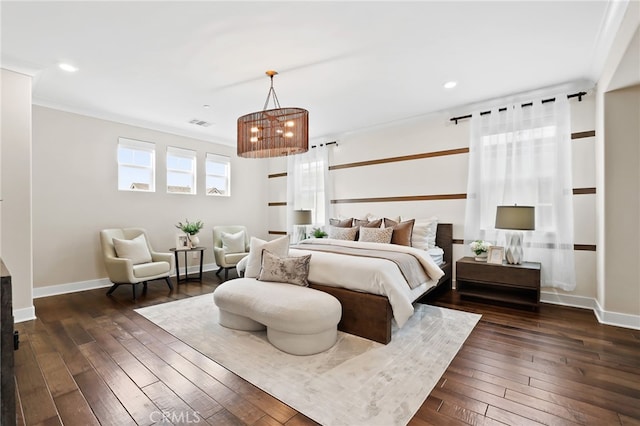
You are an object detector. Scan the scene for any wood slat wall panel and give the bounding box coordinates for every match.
[330,193,467,204]
[329,147,470,171]
[572,130,596,139]
[266,130,595,178]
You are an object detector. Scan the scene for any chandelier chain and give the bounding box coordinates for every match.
[262,74,282,111]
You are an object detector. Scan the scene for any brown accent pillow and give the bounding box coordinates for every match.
[384,218,415,246]
[354,219,382,228]
[353,218,382,240]
[329,218,354,227]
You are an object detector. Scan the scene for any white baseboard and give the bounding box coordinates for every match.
[540,291,596,310]
[14,305,36,323]
[33,278,113,299]
[593,299,640,330]
[541,290,640,330]
[32,263,219,300]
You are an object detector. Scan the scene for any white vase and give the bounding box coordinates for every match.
[475,252,488,262]
[189,235,200,248]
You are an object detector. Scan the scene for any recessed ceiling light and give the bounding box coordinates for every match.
[443,81,457,89]
[58,63,78,73]
[203,104,210,109]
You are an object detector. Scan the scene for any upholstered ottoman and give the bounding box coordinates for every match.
[213,278,342,355]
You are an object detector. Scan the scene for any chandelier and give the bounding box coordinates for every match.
[237,70,309,158]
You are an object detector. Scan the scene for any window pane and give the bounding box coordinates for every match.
[133,150,152,167]
[167,147,196,194]
[206,161,226,175]
[167,155,193,171]
[117,147,134,164]
[118,138,155,191]
[206,176,227,195]
[206,153,230,197]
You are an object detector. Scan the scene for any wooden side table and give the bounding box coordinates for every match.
[456,256,541,309]
[170,247,206,283]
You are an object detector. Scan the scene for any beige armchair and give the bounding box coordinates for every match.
[100,228,174,300]
[213,225,250,281]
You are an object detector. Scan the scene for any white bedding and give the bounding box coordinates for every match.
[290,238,445,328]
[428,247,445,266]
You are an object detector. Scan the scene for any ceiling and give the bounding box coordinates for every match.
[1,1,627,147]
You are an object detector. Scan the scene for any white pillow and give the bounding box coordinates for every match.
[221,230,245,253]
[411,217,439,250]
[358,226,393,244]
[244,235,290,278]
[113,234,152,265]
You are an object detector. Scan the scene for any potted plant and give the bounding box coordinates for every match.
[175,219,204,247]
[469,240,491,261]
[312,227,328,238]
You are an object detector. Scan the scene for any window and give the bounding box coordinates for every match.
[287,146,331,234]
[167,147,196,194]
[118,138,155,192]
[294,159,326,225]
[479,125,557,232]
[463,97,576,290]
[206,153,230,196]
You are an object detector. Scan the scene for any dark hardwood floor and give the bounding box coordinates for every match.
[12,272,640,425]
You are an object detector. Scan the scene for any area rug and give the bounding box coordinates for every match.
[136,294,481,426]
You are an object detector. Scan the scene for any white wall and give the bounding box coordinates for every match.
[594,2,640,327]
[31,106,269,292]
[1,69,35,321]
[267,93,598,303]
[603,85,640,317]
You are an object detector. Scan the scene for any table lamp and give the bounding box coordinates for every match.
[495,205,535,265]
[293,209,312,243]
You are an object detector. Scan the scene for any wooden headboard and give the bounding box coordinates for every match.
[435,223,453,266]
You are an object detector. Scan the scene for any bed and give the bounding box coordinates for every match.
[291,223,453,344]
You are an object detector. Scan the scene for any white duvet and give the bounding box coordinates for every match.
[290,238,445,328]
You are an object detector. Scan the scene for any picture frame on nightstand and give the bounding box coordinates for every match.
[176,234,190,249]
[487,246,504,264]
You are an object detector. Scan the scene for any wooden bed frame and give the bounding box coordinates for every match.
[309,223,453,344]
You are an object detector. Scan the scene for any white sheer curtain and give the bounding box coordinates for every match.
[287,145,332,238]
[464,95,576,290]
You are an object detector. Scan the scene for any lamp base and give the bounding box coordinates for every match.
[505,231,524,265]
[293,225,307,244]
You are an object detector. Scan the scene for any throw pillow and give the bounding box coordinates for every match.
[244,235,289,278]
[353,218,382,228]
[384,218,415,246]
[358,226,393,244]
[328,226,358,241]
[329,218,354,227]
[381,216,401,227]
[257,250,311,287]
[221,230,245,253]
[411,217,439,250]
[113,234,152,265]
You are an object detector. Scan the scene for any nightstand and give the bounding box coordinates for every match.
[456,256,541,309]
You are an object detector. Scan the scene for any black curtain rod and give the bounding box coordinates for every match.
[311,141,338,148]
[450,91,587,125]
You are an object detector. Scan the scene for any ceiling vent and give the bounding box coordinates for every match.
[189,119,212,127]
